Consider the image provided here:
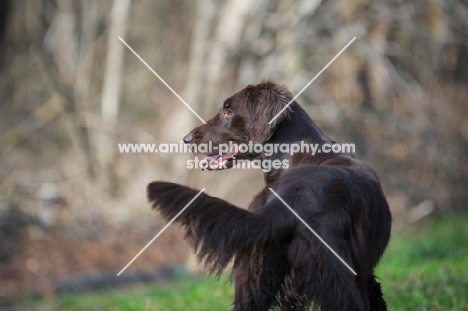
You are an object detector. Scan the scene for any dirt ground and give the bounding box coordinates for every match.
[0,222,189,306]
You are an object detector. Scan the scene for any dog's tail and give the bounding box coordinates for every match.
[147,182,295,275]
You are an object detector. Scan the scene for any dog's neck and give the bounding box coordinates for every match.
[263,102,337,184]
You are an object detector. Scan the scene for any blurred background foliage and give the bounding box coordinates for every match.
[0,0,467,309]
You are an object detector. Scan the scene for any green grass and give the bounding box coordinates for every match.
[23,274,234,311]
[21,214,468,310]
[376,214,468,310]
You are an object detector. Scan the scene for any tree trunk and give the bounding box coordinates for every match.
[100,0,132,190]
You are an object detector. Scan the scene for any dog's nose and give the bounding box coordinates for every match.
[183,133,193,143]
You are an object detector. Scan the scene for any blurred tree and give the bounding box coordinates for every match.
[100,0,132,191]
[0,0,467,281]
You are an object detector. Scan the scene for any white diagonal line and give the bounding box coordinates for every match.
[268,188,357,275]
[268,37,356,125]
[117,188,206,276]
[118,36,207,124]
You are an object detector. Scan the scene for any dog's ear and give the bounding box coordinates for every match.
[246,82,293,142]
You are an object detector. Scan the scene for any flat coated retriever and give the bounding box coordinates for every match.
[147,81,392,310]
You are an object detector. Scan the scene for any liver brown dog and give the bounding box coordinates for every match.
[147,81,392,310]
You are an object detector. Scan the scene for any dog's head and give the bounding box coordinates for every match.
[184,81,293,170]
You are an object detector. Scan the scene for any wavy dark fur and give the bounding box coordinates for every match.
[147,182,295,275]
[147,81,392,311]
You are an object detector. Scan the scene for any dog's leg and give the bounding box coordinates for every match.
[277,219,368,311]
[280,267,311,311]
[233,260,268,311]
[233,244,289,311]
[233,262,275,311]
[280,303,309,311]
